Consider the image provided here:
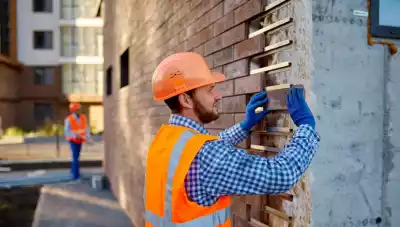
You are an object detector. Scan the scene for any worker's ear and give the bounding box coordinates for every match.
[179,93,194,109]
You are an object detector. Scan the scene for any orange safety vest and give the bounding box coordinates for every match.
[66,114,87,144]
[145,124,231,227]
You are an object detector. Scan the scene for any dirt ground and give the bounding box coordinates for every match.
[0,186,42,227]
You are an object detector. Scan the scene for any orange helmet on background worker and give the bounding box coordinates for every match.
[152,52,225,101]
[69,102,81,113]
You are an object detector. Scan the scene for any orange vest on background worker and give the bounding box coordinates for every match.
[66,103,87,144]
[145,125,231,227]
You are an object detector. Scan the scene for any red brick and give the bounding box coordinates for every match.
[185,22,198,40]
[234,113,246,124]
[234,0,262,25]
[168,3,190,28]
[211,66,223,73]
[224,0,248,14]
[149,106,171,116]
[193,44,205,55]
[231,200,248,219]
[172,0,186,13]
[234,73,264,94]
[167,35,180,50]
[180,10,201,36]
[205,23,246,55]
[205,55,214,68]
[190,0,203,9]
[179,30,186,43]
[223,58,249,79]
[233,35,265,60]
[213,46,234,66]
[267,88,290,110]
[187,25,214,50]
[264,111,291,128]
[186,2,223,39]
[206,114,235,129]
[216,80,234,97]
[201,0,224,16]
[213,11,235,36]
[222,95,247,113]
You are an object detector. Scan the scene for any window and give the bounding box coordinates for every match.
[34,103,53,123]
[0,0,10,56]
[61,0,99,19]
[33,0,52,13]
[106,66,112,96]
[60,26,102,57]
[120,48,129,88]
[33,31,53,49]
[370,0,400,39]
[62,64,103,95]
[33,67,54,85]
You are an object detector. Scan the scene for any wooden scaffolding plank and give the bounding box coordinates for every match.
[264,0,291,12]
[263,206,293,222]
[250,62,291,75]
[249,18,293,38]
[249,218,271,227]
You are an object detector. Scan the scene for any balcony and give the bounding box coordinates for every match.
[60,0,101,21]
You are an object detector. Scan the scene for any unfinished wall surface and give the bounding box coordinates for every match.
[310,0,400,226]
[103,0,314,226]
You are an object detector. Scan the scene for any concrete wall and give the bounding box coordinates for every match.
[310,0,399,226]
[16,0,61,66]
[103,0,400,226]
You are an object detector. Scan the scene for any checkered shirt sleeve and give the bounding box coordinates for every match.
[169,115,320,206]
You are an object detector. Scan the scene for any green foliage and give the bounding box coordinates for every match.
[1,119,103,138]
[2,121,64,138]
[35,119,64,136]
[4,127,26,137]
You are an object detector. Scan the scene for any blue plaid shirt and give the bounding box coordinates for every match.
[169,114,320,206]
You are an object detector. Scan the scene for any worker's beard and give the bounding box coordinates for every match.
[193,99,219,124]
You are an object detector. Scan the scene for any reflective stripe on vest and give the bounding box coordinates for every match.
[145,130,230,226]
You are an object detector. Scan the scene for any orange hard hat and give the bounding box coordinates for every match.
[152,52,225,101]
[69,102,81,112]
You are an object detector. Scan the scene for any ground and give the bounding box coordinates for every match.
[0,141,103,161]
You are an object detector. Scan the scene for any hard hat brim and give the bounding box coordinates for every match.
[153,71,226,101]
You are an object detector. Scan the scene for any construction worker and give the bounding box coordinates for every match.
[145,52,320,226]
[64,102,90,180]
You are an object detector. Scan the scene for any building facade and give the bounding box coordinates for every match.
[0,0,104,132]
[102,0,400,226]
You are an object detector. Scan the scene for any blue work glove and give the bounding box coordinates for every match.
[287,87,315,129]
[240,90,269,131]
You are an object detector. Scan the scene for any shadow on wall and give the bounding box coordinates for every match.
[106,0,177,225]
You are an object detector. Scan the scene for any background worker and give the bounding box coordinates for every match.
[64,102,91,180]
[145,52,320,226]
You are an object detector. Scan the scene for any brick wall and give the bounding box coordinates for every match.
[0,58,20,130]
[103,0,313,226]
[18,66,63,100]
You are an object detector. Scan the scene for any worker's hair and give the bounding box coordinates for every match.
[164,90,194,113]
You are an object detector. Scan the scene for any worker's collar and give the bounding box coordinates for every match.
[168,114,209,135]
[71,112,80,118]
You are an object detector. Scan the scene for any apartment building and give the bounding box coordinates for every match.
[0,0,104,132]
